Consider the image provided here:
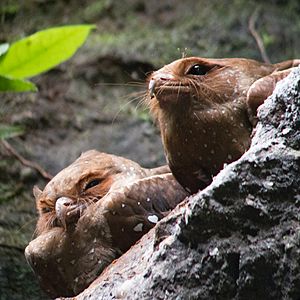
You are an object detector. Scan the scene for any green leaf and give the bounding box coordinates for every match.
[0,43,9,57]
[0,75,37,92]
[0,25,95,79]
[0,124,24,140]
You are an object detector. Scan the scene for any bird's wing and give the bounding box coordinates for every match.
[273,59,300,71]
[247,67,297,123]
[100,173,188,252]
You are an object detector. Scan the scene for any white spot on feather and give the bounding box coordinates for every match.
[148,215,159,224]
[133,223,143,232]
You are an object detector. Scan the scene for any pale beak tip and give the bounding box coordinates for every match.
[148,79,156,98]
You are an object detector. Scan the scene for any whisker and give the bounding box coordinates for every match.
[95,81,145,88]
[18,217,38,233]
[190,79,201,100]
[176,81,182,104]
[126,81,146,87]
[125,90,147,100]
[111,93,146,125]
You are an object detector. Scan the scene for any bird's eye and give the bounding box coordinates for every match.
[187,64,210,76]
[85,179,101,191]
[42,207,52,214]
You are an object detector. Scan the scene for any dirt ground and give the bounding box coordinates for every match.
[0,0,299,299]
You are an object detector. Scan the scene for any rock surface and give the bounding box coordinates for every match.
[63,67,300,300]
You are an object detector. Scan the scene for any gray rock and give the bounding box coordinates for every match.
[65,67,300,300]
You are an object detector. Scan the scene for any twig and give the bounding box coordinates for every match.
[248,7,271,64]
[1,139,53,180]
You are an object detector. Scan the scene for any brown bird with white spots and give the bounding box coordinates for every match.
[25,150,188,298]
[147,57,300,193]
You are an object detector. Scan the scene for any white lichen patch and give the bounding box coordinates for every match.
[209,247,219,256]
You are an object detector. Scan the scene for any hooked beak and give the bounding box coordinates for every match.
[55,197,83,231]
[148,79,156,98]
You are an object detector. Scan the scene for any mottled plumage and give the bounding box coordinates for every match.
[147,57,300,193]
[25,150,188,297]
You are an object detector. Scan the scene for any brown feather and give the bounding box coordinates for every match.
[247,68,297,117]
[25,150,187,297]
[146,57,300,193]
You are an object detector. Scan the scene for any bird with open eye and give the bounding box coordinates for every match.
[25,150,188,298]
[147,56,300,194]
